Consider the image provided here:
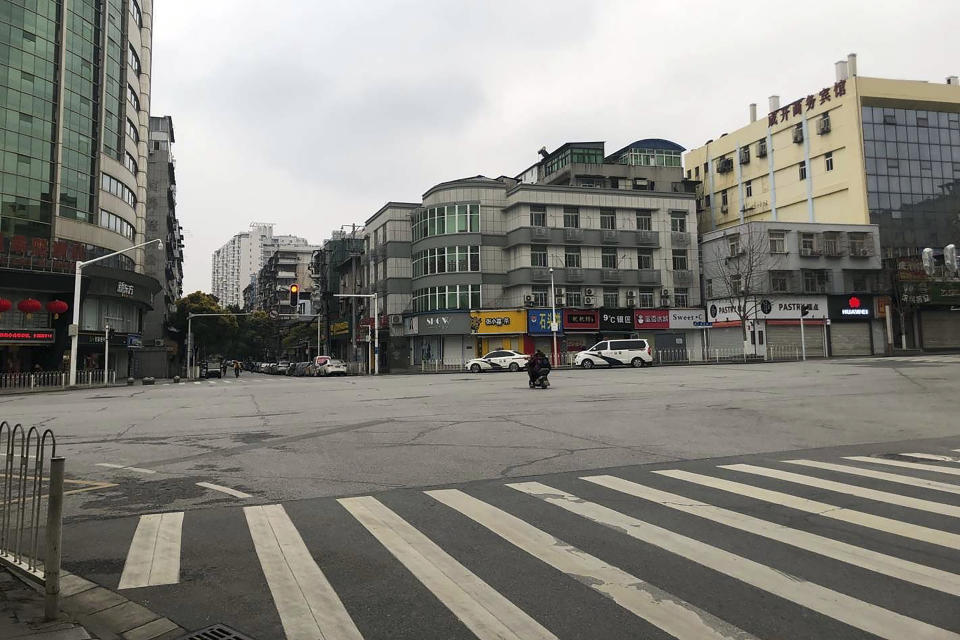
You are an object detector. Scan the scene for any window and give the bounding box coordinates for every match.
[674,288,689,307]
[530,245,547,267]
[636,210,653,231]
[413,285,481,312]
[98,210,135,240]
[637,292,654,308]
[757,139,767,156]
[799,161,807,180]
[730,274,742,294]
[566,287,582,307]
[770,272,789,293]
[564,246,581,268]
[412,204,480,240]
[803,270,829,293]
[694,166,700,179]
[563,207,579,228]
[848,233,867,255]
[800,233,816,254]
[728,234,740,257]
[130,0,143,28]
[600,209,616,230]
[124,152,138,175]
[531,286,548,307]
[769,231,786,253]
[127,84,140,112]
[411,246,480,276]
[603,288,619,307]
[704,194,711,207]
[126,118,139,143]
[721,190,728,206]
[825,151,834,172]
[637,249,653,270]
[672,249,688,271]
[670,212,686,232]
[705,279,713,298]
[101,173,136,207]
[852,274,868,291]
[601,248,618,269]
[128,45,141,76]
[745,180,753,198]
[530,205,546,227]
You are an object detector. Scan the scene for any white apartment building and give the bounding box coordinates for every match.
[211,223,310,308]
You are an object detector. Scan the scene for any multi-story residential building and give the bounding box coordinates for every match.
[210,223,310,308]
[1,0,162,376]
[309,229,364,361]
[684,54,960,349]
[701,221,883,357]
[141,115,183,376]
[254,244,317,314]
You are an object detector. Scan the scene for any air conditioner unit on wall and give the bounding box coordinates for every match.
[585,288,594,296]
[584,296,594,306]
[626,290,636,298]
[555,288,564,295]
[153,338,164,347]
[389,314,402,325]
[525,295,533,303]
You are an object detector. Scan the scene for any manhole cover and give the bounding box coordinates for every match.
[177,624,257,640]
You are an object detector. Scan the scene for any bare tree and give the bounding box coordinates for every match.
[708,223,783,352]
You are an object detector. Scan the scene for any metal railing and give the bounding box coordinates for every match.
[0,369,116,391]
[0,421,64,619]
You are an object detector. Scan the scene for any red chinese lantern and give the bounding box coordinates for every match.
[46,299,68,319]
[17,298,43,319]
[0,298,11,314]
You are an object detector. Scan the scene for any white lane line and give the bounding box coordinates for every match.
[721,463,960,518]
[510,481,960,640]
[845,456,960,478]
[244,504,362,640]
[899,453,960,463]
[785,459,960,496]
[583,474,960,597]
[193,381,201,385]
[95,463,156,474]
[655,469,960,550]
[426,489,756,640]
[340,496,556,640]
[196,482,251,499]
[207,380,217,385]
[118,512,183,589]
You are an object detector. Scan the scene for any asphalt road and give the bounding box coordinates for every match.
[2,355,960,638]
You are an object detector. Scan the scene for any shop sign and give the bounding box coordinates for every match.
[0,330,55,343]
[766,80,846,127]
[527,309,562,335]
[708,296,828,322]
[403,316,419,336]
[900,281,960,306]
[562,309,598,331]
[599,309,635,332]
[634,309,669,329]
[470,310,526,334]
[669,309,706,329]
[419,312,471,335]
[707,300,742,323]
[79,332,127,347]
[331,321,349,336]
[117,282,135,297]
[127,333,143,348]
[875,295,892,318]
[829,295,874,320]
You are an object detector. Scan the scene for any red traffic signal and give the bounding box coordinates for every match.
[289,284,300,307]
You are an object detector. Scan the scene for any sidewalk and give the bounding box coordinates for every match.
[0,568,93,639]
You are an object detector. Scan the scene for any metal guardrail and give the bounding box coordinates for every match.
[0,421,64,619]
[0,369,116,390]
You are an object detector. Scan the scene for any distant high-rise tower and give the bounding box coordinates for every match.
[211,223,310,308]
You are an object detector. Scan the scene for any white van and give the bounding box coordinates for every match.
[575,339,653,369]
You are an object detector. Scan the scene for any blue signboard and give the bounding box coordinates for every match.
[527,309,562,335]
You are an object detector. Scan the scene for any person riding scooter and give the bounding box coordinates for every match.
[528,350,551,389]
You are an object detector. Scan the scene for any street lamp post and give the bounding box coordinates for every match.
[549,267,558,366]
[69,239,162,386]
[334,293,378,375]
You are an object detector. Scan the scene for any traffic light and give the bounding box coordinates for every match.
[289,284,300,307]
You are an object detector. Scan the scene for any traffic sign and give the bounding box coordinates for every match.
[269,309,279,319]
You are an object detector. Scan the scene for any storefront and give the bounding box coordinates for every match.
[526,309,562,358]
[471,309,527,355]
[827,295,875,356]
[410,311,473,365]
[707,296,828,358]
[562,309,600,355]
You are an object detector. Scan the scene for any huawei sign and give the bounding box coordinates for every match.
[842,296,869,316]
[848,296,862,308]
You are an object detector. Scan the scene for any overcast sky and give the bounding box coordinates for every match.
[150,0,960,294]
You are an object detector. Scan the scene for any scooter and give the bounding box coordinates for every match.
[529,369,550,389]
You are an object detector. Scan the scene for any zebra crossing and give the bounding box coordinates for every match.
[72,448,960,639]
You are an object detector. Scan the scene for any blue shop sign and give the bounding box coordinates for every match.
[527,309,562,335]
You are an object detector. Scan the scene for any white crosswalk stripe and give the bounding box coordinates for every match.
[785,459,960,496]
[845,455,960,477]
[118,512,183,590]
[509,481,960,640]
[898,453,960,463]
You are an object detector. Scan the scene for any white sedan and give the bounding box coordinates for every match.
[465,350,530,373]
[316,357,347,376]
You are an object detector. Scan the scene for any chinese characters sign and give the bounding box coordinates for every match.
[767,80,846,127]
[527,309,562,335]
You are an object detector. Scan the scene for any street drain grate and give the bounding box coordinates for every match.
[176,624,257,640]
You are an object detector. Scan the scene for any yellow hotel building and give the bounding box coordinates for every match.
[684,54,960,259]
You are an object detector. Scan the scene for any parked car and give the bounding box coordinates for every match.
[277,361,290,375]
[465,350,529,373]
[204,361,222,378]
[318,358,347,376]
[575,339,653,369]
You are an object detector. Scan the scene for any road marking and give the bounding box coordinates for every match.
[844,456,960,478]
[583,474,960,597]
[207,380,216,385]
[655,469,960,550]
[721,463,960,518]
[898,453,960,463]
[196,482,251,499]
[510,481,960,640]
[118,512,183,590]
[193,381,201,385]
[785,459,960,496]
[340,496,556,640]
[244,504,362,640]
[95,463,155,474]
[426,488,756,640]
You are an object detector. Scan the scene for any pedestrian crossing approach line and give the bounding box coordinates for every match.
[509,481,960,640]
[899,453,960,463]
[426,488,758,640]
[720,463,960,518]
[118,512,183,590]
[785,460,960,496]
[655,470,960,550]
[339,496,558,640]
[582,474,960,597]
[244,505,362,640]
[845,456,960,478]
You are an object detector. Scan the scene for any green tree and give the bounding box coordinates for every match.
[172,292,239,361]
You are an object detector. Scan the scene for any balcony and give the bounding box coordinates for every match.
[671,231,691,248]
[563,228,584,242]
[565,267,585,282]
[531,226,551,241]
[601,229,619,244]
[638,269,662,285]
[635,230,660,247]
[531,267,551,281]
[848,245,873,258]
[601,268,622,283]
[672,270,695,286]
